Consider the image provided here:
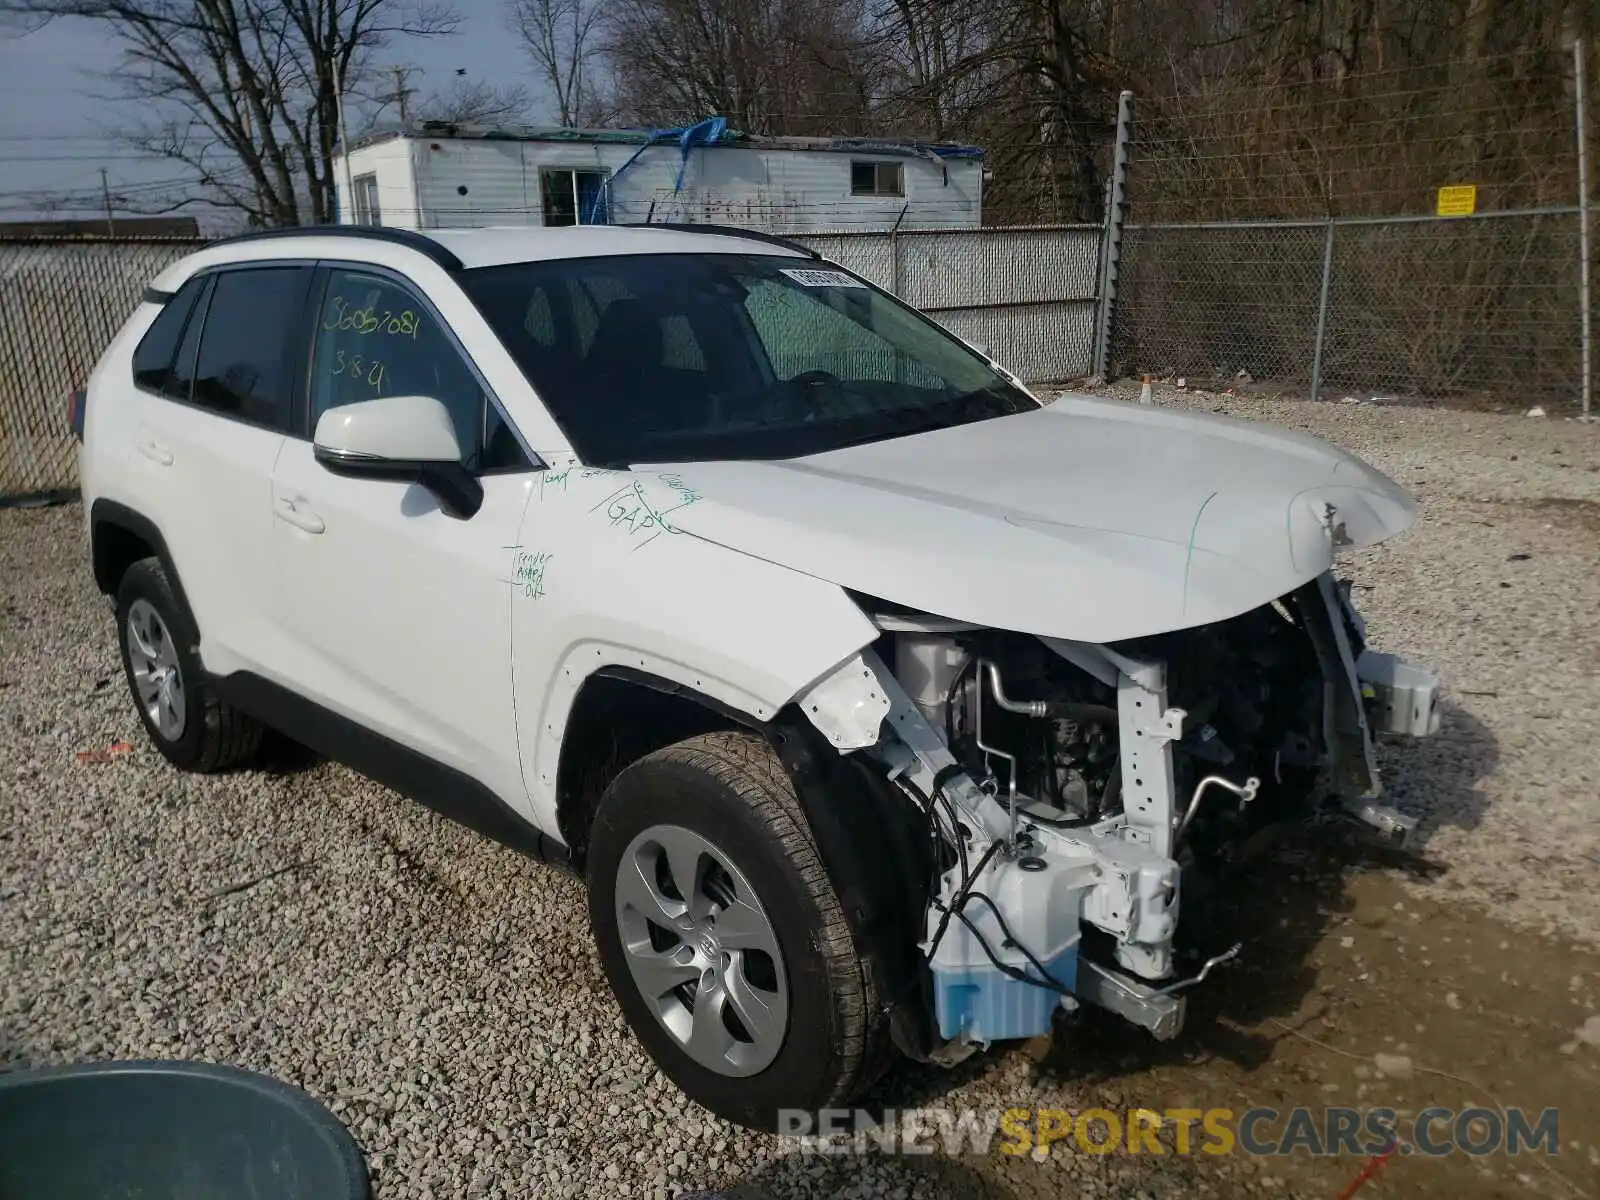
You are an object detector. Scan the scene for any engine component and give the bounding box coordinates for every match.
[1344,796,1419,847]
[971,659,1023,852]
[925,858,1087,1044]
[981,659,1117,723]
[894,633,970,733]
[864,571,1440,1062]
[1356,648,1443,738]
[1176,774,1261,845]
[1148,943,1242,997]
[967,657,1125,849]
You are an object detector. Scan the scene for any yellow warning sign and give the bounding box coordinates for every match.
[1436,184,1477,217]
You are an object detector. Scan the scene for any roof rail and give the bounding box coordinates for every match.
[624,222,821,259]
[206,224,464,271]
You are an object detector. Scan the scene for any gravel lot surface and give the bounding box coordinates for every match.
[3,391,1597,1199]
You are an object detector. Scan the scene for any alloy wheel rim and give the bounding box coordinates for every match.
[614,823,789,1077]
[125,598,185,741]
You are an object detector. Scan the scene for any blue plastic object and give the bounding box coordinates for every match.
[932,944,1079,1045]
[0,1059,370,1200]
[588,115,731,223]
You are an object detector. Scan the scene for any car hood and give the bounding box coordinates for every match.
[641,392,1417,643]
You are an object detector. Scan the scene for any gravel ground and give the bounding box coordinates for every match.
[0,502,1227,1198]
[2,391,1597,1198]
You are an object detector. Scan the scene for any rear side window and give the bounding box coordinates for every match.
[190,266,312,431]
[168,278,210,402]
[131,277,206,398]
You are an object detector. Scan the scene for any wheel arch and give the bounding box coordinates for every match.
[553,660,944,1066]
[537,633,891,849]
[553,666,757,859]
[90,500,199,634]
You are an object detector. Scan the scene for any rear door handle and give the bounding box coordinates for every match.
[135,437,173,466]
[274,495,325,534]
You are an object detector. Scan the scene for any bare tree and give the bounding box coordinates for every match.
[509,0,600,125]
[600,0,876,134]
[413,76,531,125]
[0,0,459,226]
[870,0,992,139]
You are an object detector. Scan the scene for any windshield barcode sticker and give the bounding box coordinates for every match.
[780,268,867,289]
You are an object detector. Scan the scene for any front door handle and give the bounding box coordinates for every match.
[135,437,173,466]
[274,495,325,534]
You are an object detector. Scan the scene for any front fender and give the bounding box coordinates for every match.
[509,466,886,839]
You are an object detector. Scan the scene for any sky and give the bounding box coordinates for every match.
[0,5,545,224]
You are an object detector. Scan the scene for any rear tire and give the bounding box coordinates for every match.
[587,731,876,1131]
[115,558,262,772]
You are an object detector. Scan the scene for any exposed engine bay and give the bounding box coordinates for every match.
[833,570,1442,1057]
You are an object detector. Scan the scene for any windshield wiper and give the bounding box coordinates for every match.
[809,407,956,452]
[946,383,1035,418]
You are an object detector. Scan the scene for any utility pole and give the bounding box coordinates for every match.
[385,65,417,123]
[333,52,358,224]
[99,168,114,236]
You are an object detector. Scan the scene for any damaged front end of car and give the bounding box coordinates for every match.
[796,571,1441,1064]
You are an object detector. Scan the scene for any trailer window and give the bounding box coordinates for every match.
[541,168,610,226]
[850,161,904,197]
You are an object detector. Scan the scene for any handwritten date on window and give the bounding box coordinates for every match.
[330,348,385,391]
[322,295,420,339]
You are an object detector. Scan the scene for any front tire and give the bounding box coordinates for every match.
[115,558,262,772]
[587,731,875,1131]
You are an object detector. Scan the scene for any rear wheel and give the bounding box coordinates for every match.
[115,558,262,772]
[587,731,876,1130]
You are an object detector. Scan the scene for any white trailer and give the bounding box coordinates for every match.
[334,119,984,234]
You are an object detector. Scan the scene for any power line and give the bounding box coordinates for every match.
[3,154,201,163]
[0,134,129,143]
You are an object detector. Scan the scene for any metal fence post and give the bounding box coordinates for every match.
[1576,38,1593,420]
[891,201,909,296]
[1092,90,1133,382]
[1309,219,1336,402]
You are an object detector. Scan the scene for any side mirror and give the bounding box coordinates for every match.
[312,395,483,519]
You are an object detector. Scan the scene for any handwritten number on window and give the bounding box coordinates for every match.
[329,348,385,391]
[321,295,420,339]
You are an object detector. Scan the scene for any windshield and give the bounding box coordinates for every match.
[460,252,1037,466]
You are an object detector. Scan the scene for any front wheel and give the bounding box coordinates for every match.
[586,731,878,1131]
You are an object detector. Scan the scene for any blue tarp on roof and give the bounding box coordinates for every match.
[351,118,984,161]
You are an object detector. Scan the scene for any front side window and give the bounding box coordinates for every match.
[190,266,312,431]
[310,267,525,471]
[461,253,1035,467]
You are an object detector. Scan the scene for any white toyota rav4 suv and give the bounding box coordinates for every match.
[76,223,1442,1131]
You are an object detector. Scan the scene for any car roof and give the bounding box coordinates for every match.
[429,225,813,268]
[148,224,813,292]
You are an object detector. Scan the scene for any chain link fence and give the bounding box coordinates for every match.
[1107,46,1593,411]
[1112,210,1584,403]
[1,238,204,500]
